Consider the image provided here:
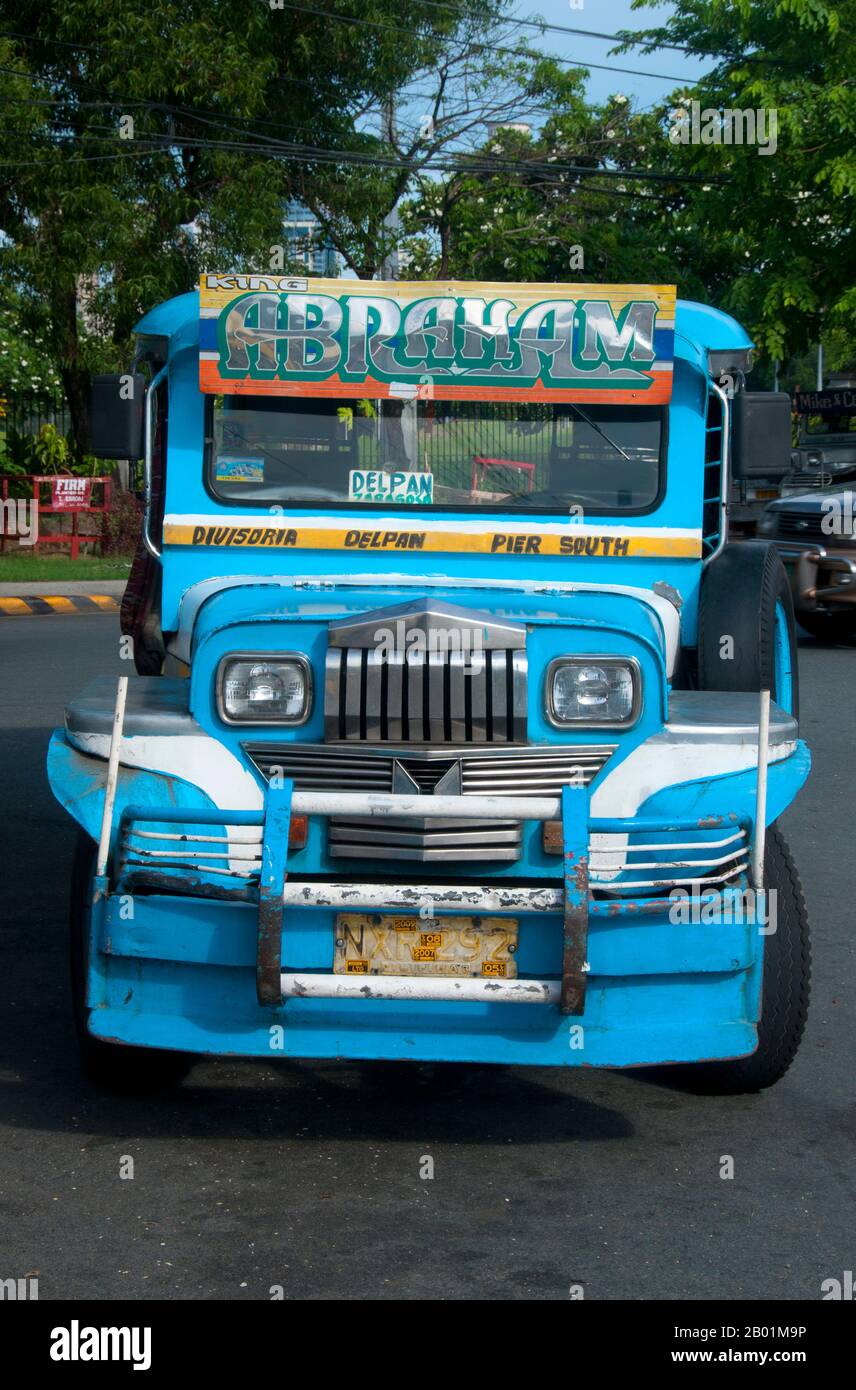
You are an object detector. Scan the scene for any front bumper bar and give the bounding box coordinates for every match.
[116,789,752,1018]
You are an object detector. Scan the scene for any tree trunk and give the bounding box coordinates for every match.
[53,283,91,459]
[439,217,452,278]
[60,359,92,462]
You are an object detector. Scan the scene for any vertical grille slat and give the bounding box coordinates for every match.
[491,650,508,741]
[324,603,528,743]
[429,651,445,742]
[387,650,403,741]
[365,648,382,741]
[469,649,487,743]
[344,650,362,740]
[449,651,467,741]
[408,650,425,740]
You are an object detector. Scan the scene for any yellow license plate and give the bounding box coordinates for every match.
[334,914,518,978]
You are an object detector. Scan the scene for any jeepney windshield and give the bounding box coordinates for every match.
[206,396,663,513]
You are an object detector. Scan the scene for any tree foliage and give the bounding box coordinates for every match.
[619,0,856,362]
[0,0,493,451]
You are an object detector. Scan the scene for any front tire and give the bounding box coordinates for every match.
[667,826,810,1094]
[70,832,191,1093]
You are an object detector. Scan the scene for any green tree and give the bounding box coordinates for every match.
[618,0,856,365]
[0,0,492,454]
[401,61,687,286]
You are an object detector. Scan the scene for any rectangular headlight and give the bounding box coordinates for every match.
[546,657,639,727]
[217,654,311,724]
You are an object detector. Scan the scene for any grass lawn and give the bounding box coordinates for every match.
[0,552,132,582]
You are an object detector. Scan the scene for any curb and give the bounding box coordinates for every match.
[0,594,120,616]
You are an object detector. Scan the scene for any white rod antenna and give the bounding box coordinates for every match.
[96,676,129,879]
[751,689,771,888]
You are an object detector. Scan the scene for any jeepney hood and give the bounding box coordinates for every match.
[177,578,678,744]
[175,575,678,665]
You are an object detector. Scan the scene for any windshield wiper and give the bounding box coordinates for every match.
[569,404,632,462]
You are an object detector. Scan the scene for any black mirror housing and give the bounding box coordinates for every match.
[89,373,146,460]
[731,391,792,479]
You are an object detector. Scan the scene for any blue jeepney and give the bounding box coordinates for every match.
[48,275,811,1092]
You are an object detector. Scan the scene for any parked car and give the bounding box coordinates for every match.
[759,482,856,640]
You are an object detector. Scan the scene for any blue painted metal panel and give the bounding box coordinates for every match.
[47,287,797,1071]
[77,776,776,1066]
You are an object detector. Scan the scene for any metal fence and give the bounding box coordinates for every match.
[0,390,72,442]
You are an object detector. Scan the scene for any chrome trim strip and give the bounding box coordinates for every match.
[327,598,526,649]
[142,364,167,562]
[281,973,560,1004]
[666,691,797,744]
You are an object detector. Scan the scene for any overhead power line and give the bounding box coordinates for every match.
[1,8,696,86]
[268,2,694,83]
[399,0,700,53]
[0,123,726,187]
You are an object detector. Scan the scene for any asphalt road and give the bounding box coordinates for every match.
[1,613,854,1302]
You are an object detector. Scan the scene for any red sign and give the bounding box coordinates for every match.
[51,477,92,510]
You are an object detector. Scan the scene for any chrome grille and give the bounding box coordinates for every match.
[324,647,527,743]
[244,743,615,794]
[324,599,528,743]
[784,470,832,489]
[771,509,828,543]
[243,743,615,862]
[327,817,522,861]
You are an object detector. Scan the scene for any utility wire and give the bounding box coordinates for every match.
[266,2,694,83]
[0,124,726,184]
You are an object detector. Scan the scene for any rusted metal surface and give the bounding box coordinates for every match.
[283,880,563,913]
[256,783,293,1006]
[119,870,256,903]
[282,972,558,1003]
[560,784,590,1016]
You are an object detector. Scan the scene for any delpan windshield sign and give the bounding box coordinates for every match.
[199,274,675,404]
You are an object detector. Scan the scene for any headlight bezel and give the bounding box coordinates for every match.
[545,655,642,729]
[216,652,313,726]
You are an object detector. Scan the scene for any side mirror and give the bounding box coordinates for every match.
[731,392,792,479]
[89,373,146,460]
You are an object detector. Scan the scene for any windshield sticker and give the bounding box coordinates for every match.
[349,470,434,504]
[215,456,265,483]
[199,276,676,405]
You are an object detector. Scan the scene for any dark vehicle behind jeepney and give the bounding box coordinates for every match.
[782,378,856,496]
[759,482,856,641]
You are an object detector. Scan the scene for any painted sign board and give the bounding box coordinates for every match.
[793,389,856,417]
[51,477,92,510]
[199,274,675,405]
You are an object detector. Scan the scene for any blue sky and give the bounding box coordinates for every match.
[516,1,708,108]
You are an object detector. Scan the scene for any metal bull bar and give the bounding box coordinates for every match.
[98,681,767,1020]
[112,789,755,1015]
[114,785,591,1015]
